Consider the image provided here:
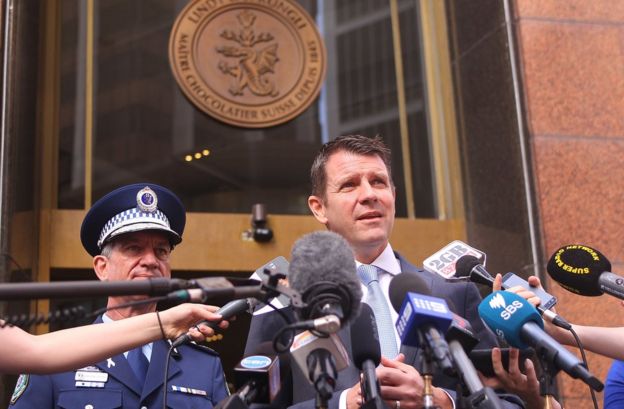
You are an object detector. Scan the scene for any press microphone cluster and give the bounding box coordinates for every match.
[547,244,624,300]
[389,273,504,408]
[172,257,290,348]
[287,231,361,403]
[455,256,571,330]
[478,291,603,391]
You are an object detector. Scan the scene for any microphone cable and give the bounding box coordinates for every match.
[162,343,176,409]
[567,327,598,409]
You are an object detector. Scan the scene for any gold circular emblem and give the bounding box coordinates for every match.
[169,0,327,128]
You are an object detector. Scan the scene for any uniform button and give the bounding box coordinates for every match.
[85,405,94,409]
[141,407,148,409]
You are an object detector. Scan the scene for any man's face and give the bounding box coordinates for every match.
[308,150,396,261]
[94,230,172,284]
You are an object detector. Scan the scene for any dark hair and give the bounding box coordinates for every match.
[310,134,392,198]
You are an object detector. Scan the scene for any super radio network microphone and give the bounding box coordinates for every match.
[288,231,361,403]
[547,244,624,299]
[478,291,603,391]
[172,256,289,348]
[456,255,571,330]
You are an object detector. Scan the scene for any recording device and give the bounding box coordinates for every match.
[350,304,386,409]
[423,240,486,279]
[478,291,603,391]
[547,244,624,299]
[502,272,557,310]
[171,257,289,347]
[456,255,571,330]
[289,231,362,326]
[215,353,280,408]
[469,348,532,378]
[389,273,454,374]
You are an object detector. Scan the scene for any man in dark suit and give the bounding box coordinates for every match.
[10,183,229,408]
[245,135,524,409]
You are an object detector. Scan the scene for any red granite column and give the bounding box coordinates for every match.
[513,1,624,407]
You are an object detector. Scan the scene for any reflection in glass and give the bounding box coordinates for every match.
[57,0,434,218]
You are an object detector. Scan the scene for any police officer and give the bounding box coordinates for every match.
[10,183,229,408]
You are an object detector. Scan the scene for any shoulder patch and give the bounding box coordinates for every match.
[10,374,29,405]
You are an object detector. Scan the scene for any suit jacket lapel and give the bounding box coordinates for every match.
[141,339,181,400]
[92,316,143,395]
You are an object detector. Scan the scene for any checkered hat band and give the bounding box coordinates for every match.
[97,208,171,248]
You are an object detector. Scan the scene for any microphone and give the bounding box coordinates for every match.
[288,231,360,403]
[215,352,281,408]
[444,300,480,354]
[165,277,263,305]
[289,330,349,399]
[547,244,624,299]
[0,278,191,300]
[443,300,504,409]
[456,256,572,330]
[423,240,486,278]
[171,257,289,347]
[350,304,386,409]
[289,231,362,326]
[478,291,603,391]
[388,273,454,374]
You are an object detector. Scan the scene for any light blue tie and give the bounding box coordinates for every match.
[127,346,149,385]
[357,264,399,358]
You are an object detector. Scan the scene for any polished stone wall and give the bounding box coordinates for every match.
[515,1,624,407]
[448,1,624,407]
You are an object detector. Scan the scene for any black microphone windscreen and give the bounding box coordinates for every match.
[289,231,362,324]
[350,303,381,369]
[388,272,431,312]
[547,244,611,296]
[455,255,481,278]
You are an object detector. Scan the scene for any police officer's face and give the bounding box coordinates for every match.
[95,230,172,283]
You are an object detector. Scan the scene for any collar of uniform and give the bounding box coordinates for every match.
[102,313,153,359]
[355,243,401,276]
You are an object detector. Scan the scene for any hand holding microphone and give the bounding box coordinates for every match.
[478,290,603,391]
[456,255,572,330]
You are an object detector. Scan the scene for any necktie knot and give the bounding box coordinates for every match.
[358,264,380,286]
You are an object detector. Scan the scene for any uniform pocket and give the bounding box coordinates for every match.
[58,389,123,409]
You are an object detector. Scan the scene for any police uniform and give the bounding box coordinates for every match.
[10,325,229,408]
[10,183,229,408]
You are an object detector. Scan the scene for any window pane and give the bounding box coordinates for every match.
[57,0,434,217]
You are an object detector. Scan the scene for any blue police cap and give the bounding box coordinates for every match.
[80,183,186,257]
